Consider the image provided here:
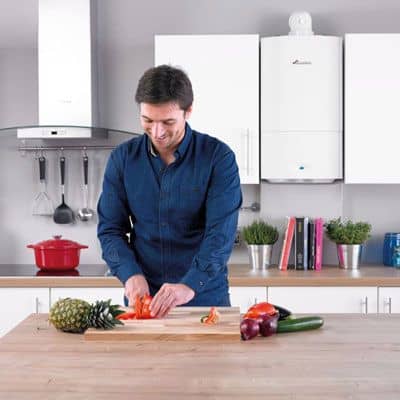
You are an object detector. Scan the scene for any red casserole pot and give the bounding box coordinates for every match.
[27,235,88,270]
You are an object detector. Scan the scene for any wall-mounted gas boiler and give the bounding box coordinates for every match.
[261,12,342,183]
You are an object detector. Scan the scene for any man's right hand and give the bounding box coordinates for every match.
[124,274,150,307]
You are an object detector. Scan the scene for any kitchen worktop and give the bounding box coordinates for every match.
[1,313,399,399]
[1,263,400,287]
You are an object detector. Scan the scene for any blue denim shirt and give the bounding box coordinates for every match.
[97,123,242,306]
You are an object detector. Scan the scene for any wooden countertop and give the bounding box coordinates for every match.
[1,313,399,399]
[1,264,400,287]
[228,264,400,287]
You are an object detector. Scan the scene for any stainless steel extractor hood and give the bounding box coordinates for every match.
[16,0,115,139]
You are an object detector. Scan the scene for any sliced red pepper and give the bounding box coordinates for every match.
[200,307,220,324]
[140,294,153,319]
[116,312,136,320]
[133,294,155,320]
[134,295,142,319]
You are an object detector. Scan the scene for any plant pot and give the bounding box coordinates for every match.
[337,244,363,270]
[27,235,88,271]
[247,244,273,270]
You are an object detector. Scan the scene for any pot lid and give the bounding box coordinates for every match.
[28,235,88,250]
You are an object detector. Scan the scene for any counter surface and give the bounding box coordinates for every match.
[0,313,399,399]
[1,264,400,287]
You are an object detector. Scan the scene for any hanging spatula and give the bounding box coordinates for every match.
[32,155,53,216]
[53,156,74,224]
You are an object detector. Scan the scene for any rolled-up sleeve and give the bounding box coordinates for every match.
[97,150,143,284]
[180,146,242,293]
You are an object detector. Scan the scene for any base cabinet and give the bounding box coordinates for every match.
[378,287,400,314]
[229,287,267,313]
[50,288,125,307]
[268,286,378,314]
[0,288,49,337]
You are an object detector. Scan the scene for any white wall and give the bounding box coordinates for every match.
[1,0,400,266]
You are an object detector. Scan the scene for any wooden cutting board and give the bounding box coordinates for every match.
[84,306,240,341]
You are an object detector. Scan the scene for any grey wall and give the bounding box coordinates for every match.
[0,0,400,266]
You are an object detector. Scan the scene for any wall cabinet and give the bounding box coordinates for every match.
[0,288,49,337]
[50,287,125,307]
[268,286,378,314]
[229,286,267,312]
[378,287,400,314]
[155,34,260,184]
[345,34,400,183]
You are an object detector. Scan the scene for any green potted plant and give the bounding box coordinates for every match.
[325,218,372,269]
[242,220,279,270]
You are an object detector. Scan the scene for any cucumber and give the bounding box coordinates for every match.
[277,316,324,333]
[272,304,292,320]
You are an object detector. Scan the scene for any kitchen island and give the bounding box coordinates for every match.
[1,313,399,399]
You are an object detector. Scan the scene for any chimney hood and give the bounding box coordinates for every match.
[16,0,127,139]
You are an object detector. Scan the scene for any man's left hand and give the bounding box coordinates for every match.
[150,283,195,318]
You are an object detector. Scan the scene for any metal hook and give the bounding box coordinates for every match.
[59,147,64,157]
[82,146,88,157]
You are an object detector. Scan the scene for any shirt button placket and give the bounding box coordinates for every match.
[159,168,170,282]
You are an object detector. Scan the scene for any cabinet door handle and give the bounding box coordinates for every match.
[245,129,250,176]
[361,296,368,314]
[384,297,392,314]
[35,297,40,313]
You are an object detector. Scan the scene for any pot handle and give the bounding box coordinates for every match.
[79,245,89,249]
[27,244,34,248]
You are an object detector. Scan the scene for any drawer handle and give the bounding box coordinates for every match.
[361,296,368,314]
[246,129,250,176]
[35,297,39,314]
[384,297,392,314]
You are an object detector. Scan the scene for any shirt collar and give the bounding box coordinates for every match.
[148,137,158,157]
[174,123,192,159]
[147,123,192,159]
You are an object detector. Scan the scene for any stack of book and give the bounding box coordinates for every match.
[279,217,324,271]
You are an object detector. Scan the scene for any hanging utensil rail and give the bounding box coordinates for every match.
[19,145,116,153]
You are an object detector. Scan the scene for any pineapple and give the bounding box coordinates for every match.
[49,298,124,333]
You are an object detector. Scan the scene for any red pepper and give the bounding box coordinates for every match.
[245,302,277,320]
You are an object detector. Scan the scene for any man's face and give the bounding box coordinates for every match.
[140,102,192,153]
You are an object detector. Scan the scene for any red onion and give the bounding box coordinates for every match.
[240,318,260,340]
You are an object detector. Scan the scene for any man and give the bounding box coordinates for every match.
[97,65,242,318]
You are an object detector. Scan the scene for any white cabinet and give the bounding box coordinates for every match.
[268,286,378,314]
[378,288,400,314]
[0,288,49,337]
[155,34,259,184]
[345,34,400,183]
[229,286,267,313]
[50,288,125,307]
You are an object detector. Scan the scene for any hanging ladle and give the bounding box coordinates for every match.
[77,153,94,222]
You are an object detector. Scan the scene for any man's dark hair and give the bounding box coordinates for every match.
[135,65,193,111]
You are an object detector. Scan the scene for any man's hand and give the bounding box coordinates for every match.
[125,275,150,307]
[150,283,195,318]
